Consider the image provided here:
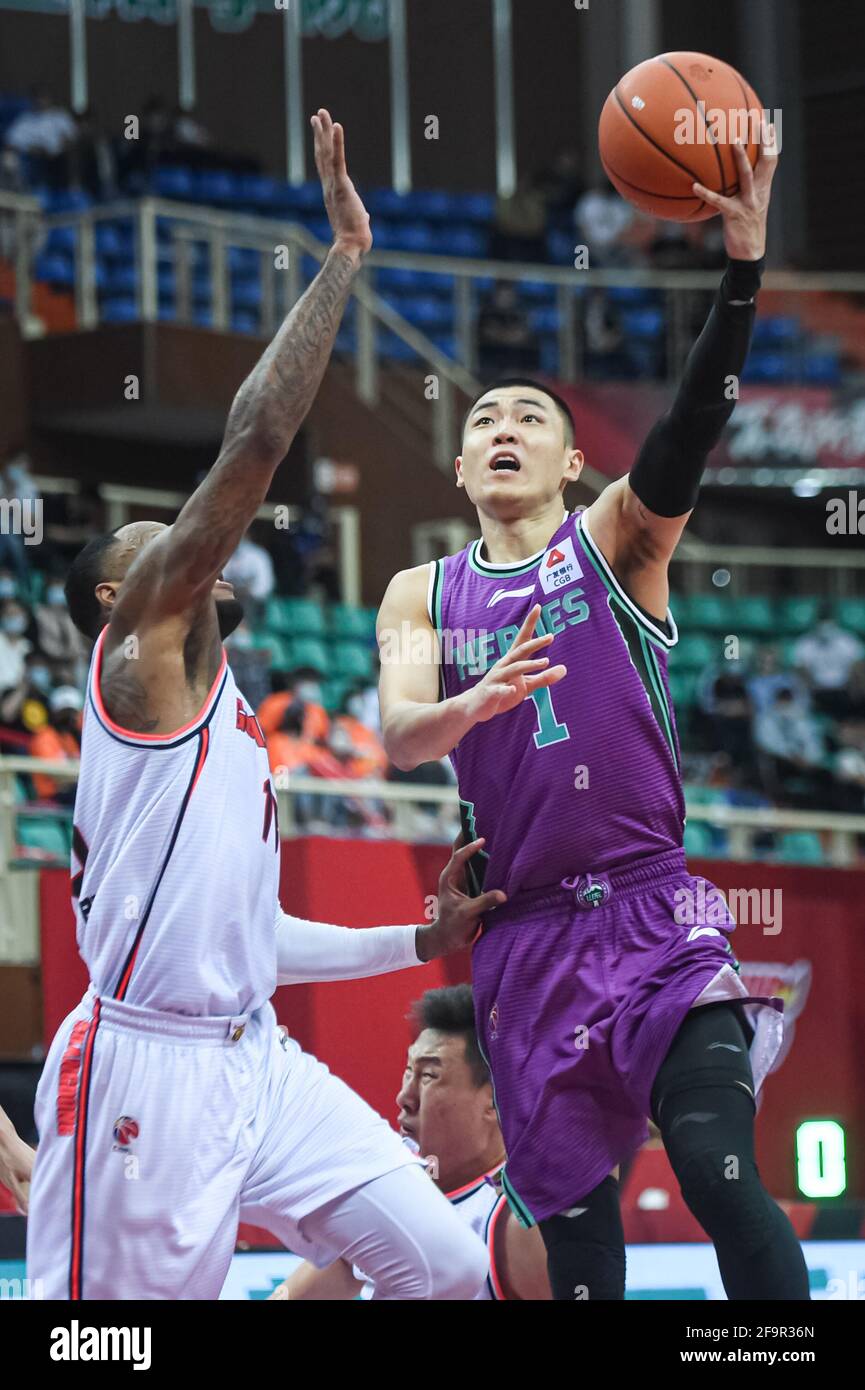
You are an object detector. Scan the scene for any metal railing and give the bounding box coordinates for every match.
[2,757,864,871]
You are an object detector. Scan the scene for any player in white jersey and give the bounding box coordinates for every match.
[270,985,551,1300]
[25,111,505,1301]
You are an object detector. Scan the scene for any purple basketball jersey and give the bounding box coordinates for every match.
[431,509,685,897]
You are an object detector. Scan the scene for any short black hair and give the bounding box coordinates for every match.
[64,531,120,640]
[409,984,490,1089]
[462,377,576,448]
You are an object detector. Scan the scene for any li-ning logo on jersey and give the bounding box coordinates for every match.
[236,699,266,747]
[112,1115,139,1150]
[486,583,536,610]
[488,1002,499,1040]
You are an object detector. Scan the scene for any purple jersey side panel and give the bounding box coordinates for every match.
[434,510,685,897]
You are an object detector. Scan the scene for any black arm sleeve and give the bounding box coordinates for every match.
[628,256,765,518]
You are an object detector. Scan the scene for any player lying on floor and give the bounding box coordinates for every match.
[269,983,552,1301]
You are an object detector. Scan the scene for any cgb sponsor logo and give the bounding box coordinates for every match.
[539,536,583,594]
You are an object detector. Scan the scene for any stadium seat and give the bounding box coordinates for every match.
[34,252,74,288]
[667,671,700,707]
[671,633,716,670]
[151,166,195,200]
[331,643,376,681]
[16,815,71,859]
[741,352,795,384]
[101,296,138,323]
[439,226,489,258]
[733,595,775,634]
[684,593,731,630]
[683,821,713,857]
[282,636,329,674]
[751,316,801,348]
[776,595,820,634]
[778,832,825,866]
[230,310,259,334]
[836,598,865,635]
[330,604,377,642]
[266,597,326,638]
[802,352,841,385]
[620,308,664,339]
[192,169,241,205]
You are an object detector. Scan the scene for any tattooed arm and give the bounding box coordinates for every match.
[108,109,370,641]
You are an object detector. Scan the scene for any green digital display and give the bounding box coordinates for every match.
[796,1120,847,1198]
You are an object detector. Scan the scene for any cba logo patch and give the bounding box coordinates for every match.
[112,1115,139,1149]
[577,879,611,909]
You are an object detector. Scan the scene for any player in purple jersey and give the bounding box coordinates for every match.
[379,126,810,1301]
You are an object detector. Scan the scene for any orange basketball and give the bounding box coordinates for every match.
[598,51,763,222]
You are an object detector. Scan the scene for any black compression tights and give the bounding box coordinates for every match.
[539,1003,810,1301]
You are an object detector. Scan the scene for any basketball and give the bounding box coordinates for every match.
[598,51,763,221]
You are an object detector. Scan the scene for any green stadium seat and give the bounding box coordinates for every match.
[733,596,775,634]
[836,598,865,637]
[330,604,377,642]
[683,821,713,857]
[776,596,820,635]
[331,643,376,681]
[16,815,71,858]
[250,632,286,666]
[320,677,353,713]
[685,593,732,631]
[265,597,326,637]
[282,637,329,674]
[671,633,717,670]
[778,831,825,866]
[667,671,700,707]
[683,783,724,807]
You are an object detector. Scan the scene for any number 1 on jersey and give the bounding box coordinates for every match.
[530,685,569,748]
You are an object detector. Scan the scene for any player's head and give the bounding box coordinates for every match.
[64,520,244,641]
[398,984,502,1189]
[456,378,584,518]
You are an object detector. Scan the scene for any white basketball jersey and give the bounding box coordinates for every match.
[70,627,281,1016]
[445,1165,508,1301]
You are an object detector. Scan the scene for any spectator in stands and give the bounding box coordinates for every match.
[2,87,77,190]
[583,288,637,381]
[793,611,864,719]
[0,597,34,693]
[117,95,172,189]
[331,686,388,780]
[574,180,636,268]
[258,667,330,745]
[491,172,547,263]
[0,453,40,586]
[831,717,865,813]
[29,685,82,805]
[746,645,808,716]
[754,686,833,808]
[698,666,758,784]
[0,649,52,737]
[477,281,539,376]
[534,147,585,232]
[34,574,85,685]
[69,106,116,201]
[223,526,275,627]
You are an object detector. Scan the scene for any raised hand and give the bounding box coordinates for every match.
[311,108,372,259]
[465,603,567,727]
[692,123,779,261]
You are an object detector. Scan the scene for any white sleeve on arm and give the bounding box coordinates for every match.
[274,904,424,986]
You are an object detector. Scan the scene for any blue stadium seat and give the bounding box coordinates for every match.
[607,286,663,306]
[546,229,576,265]
[151,166,194,200]
[387,222,437,253]
[389,294,452,331]
[101,296,138,322]
[227,246,261,277]
[446,191,495,223]
[751,316,801,348]
[521,279,557,304]
[279,181,323,212]
[231,309,259,334]
[34,251,74,287]
[94,223,125,258]
[530,306,559,334]
[803,352,841,385]
[236,173,284,209]
[192,169,241,205]
[232,280,262,311]
[621,308,664,339]
[741,352,795,384]
[106,264,139,295]
[439,226,489,257]
[43,188,92,214]
[44,225,77,254]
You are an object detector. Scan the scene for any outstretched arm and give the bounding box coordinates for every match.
[110,110,371,639]
[0,1104,34,1214]
[586,125,779,617]
[273,836,506,985]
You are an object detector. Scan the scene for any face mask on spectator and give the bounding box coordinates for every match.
[46,585,65,606]
[0,579,16,599]
[230,628,252,649]
[2,613,27,635]
[346,694,365,720]
[29,665,51,691]
[296,679,322,703]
